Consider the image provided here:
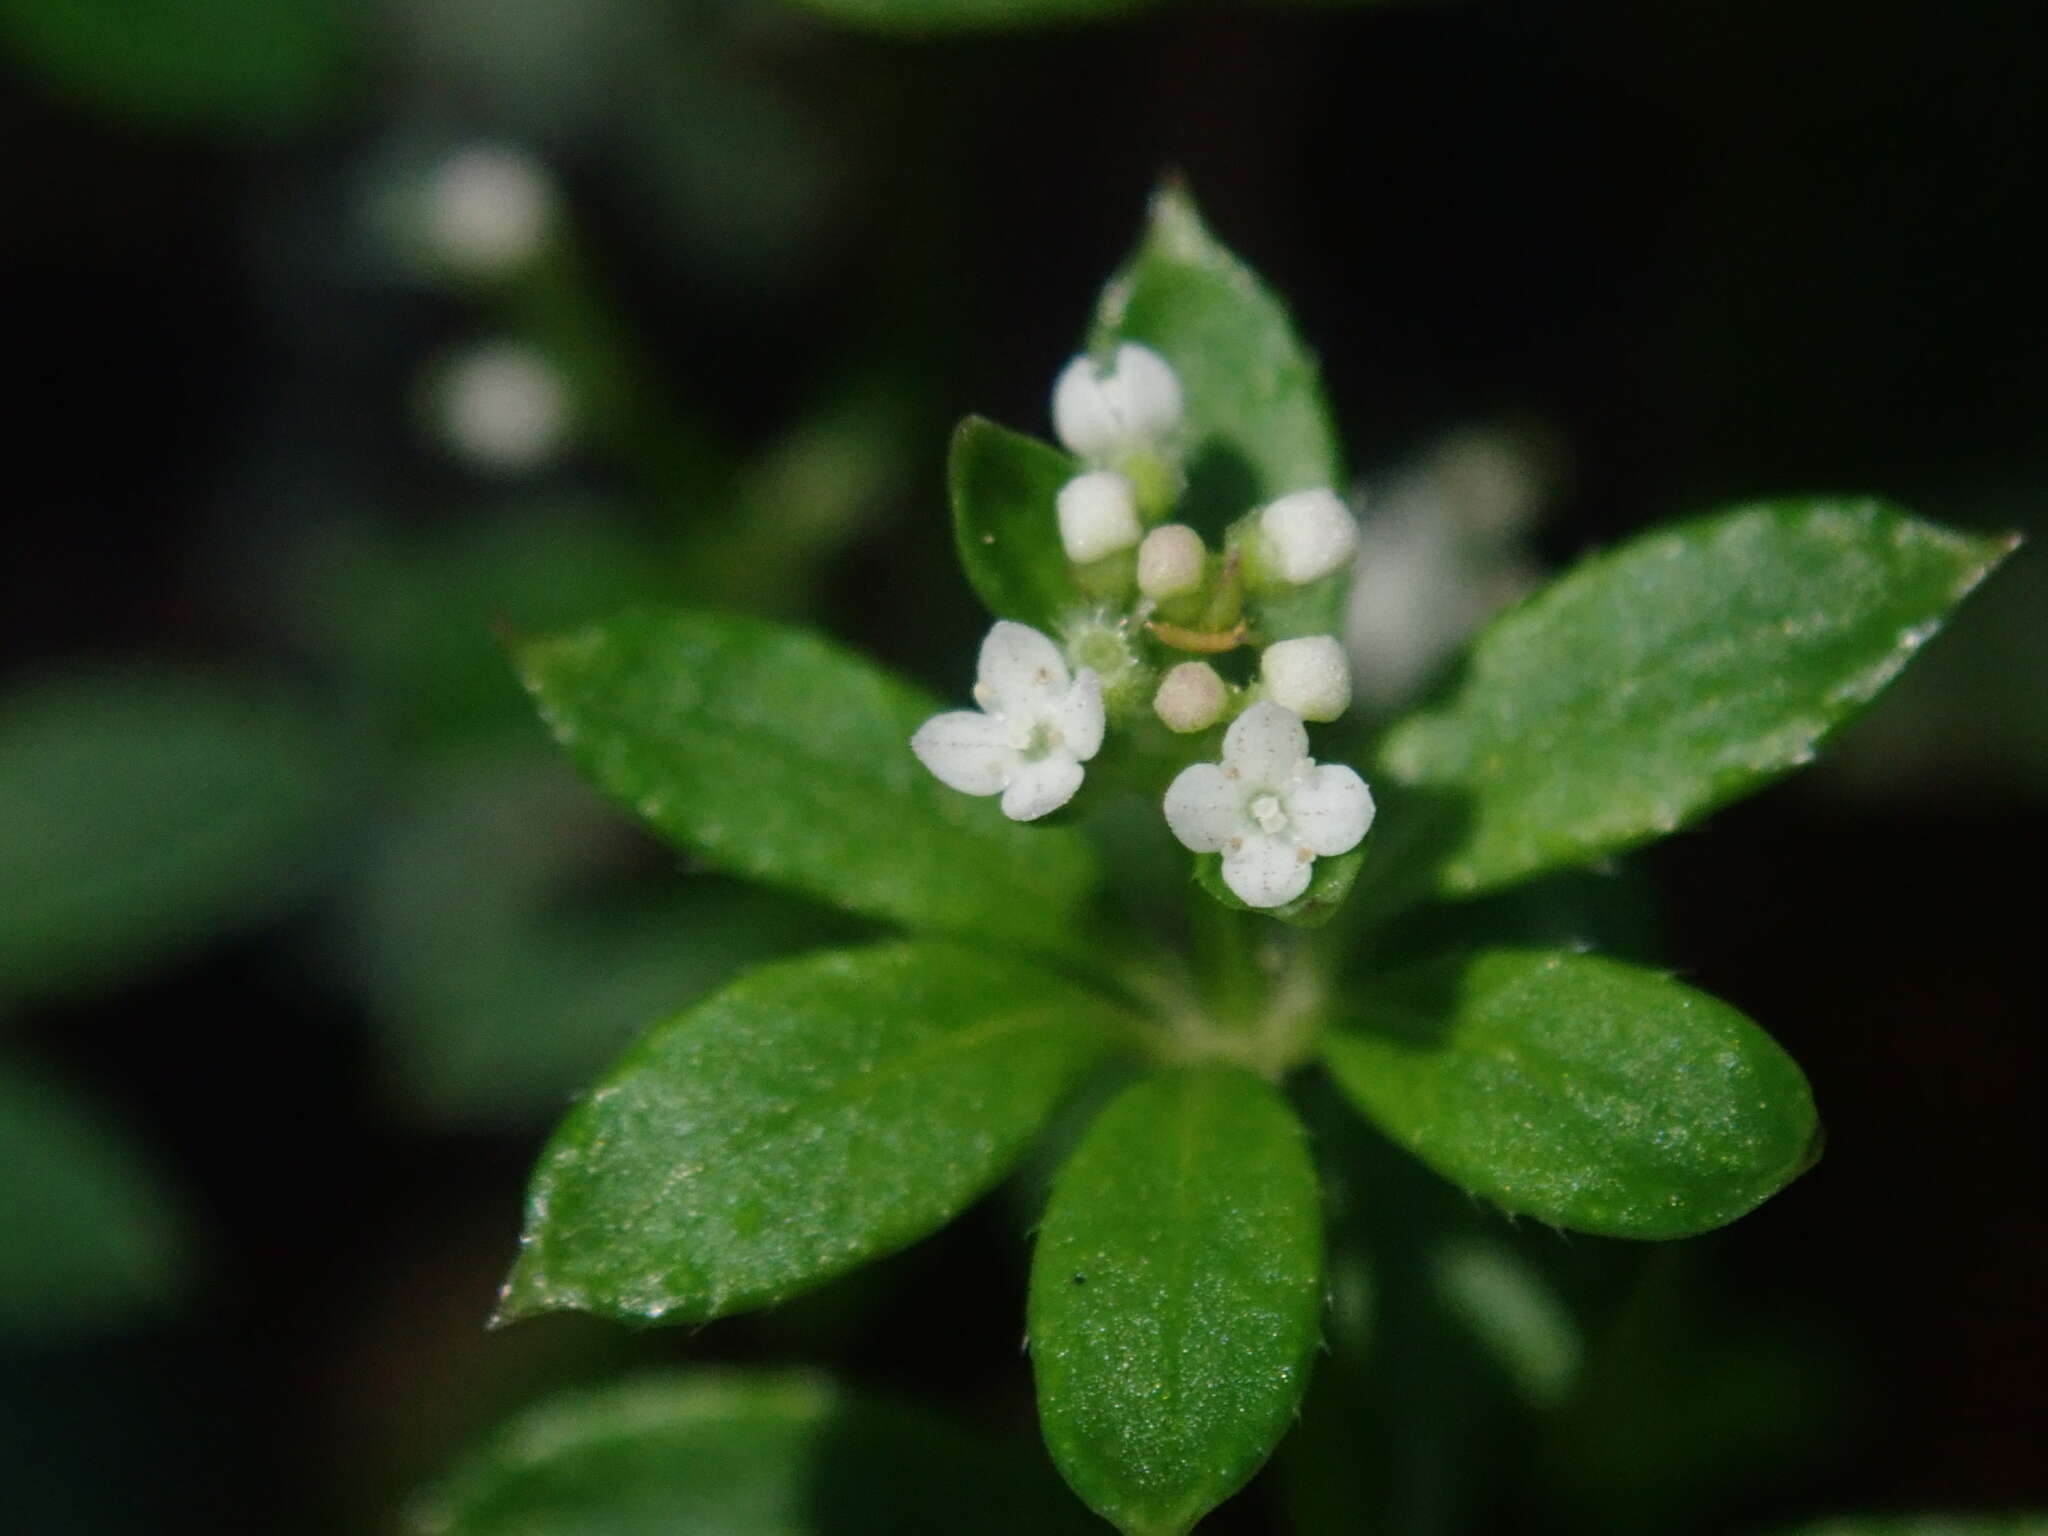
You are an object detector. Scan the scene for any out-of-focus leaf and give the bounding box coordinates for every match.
[499,942,1126,1326]
[0,0,349,129]
[1770,1521,2048,1536]
[1374,501,2015,902]
[779,0,1155,35]
[356,752,845,1127]
[0,672,340,1003]
[1324,949,1817,1239]
[949,416,1083,630]
[412,1370,1098,1536]
[1089,184,1341,519]
[0,1060,188,1340]
[1029,1067,1323,1536]
[515,608,1102,958]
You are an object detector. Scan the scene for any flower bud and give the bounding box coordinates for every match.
[1153,661,1229,734]
[439,340,568,473]
[1057,471,1143,564]
[1052,343,1184,462]
[1261,635,1351,722]
[1137,523,1206,599]
[1259,488,1358,585]
[426,146,555,277]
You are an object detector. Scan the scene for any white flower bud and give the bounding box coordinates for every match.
[426,146,555,276]
[439,340,568,473]
[1261,635,1352,723]
[1260,488,1359,585]
[1056,471,1142,564]
[1137,523,1206,599]
[1153,662,1229,734]
[1051,343,1184,462]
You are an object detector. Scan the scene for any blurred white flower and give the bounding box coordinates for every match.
[912,622,1105,822]
[425,146,556,276]
[1163,701,1374,908]
[438,340,569,473]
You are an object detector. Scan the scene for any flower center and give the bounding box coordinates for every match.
[1006,718,1059,758]
[1249,792,1289,835]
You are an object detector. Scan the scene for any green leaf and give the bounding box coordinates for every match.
[0,671,341,1004]
[1029,1067,1323,1536]
[515,607,1101,958]
[1089,184,1341,517]
[0,1060,190,1340]
[949,416,1084,630]
[1323,949,1818,1239]
[411,1369,1100,1536]
[780,0,1155,35]
[499,941,1125,1325]
[1375,500,2016,900]
[355,753,847,1128]
[0,0,349,130]
[1770,1521,2048,1536]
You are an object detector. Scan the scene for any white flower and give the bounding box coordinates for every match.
[1259,488,1358,585]
[1056,471,1143,563]
[1137,523,1206,599]
[1052,343,1184,462]
[1163,701,1374,908]
[912,622,1105,821]
[426,146,555,276]
[439,340,568,473]
[1153,661,1228,734]
[1261,635,1352,722]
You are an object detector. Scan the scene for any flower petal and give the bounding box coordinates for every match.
[911,711,1013,797]
[976,621,1069,719]
[1221,832,1315,908]
[1051,670,1105,762]
[1222,700,1310,788]
[1285,763,1375,856]
[1001,755,1084,822]
[1163,763,1242,852]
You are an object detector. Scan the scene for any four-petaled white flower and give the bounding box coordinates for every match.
[1163,701,1375,908]
[912,622,1105,822]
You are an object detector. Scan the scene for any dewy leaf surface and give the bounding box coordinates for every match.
[515,608,1100,958]
[1323,949,1818,1239]
[1029,1067,1323,1536]
[499,942,1125,1325]
[1375,500,2014,899]
[949,416,1084,630]
[412,1370,1099,1536]
[1090,184,1341,512]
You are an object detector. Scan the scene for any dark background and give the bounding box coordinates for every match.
[2,0,2043,1530]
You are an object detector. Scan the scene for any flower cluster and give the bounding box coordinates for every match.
[913,345,1375,907]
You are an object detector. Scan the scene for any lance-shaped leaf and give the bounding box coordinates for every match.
[1029,1067,1323,1536]
[1323,949,1818,1239]
[949,416,1086,631]
[498,942,1126,1326]
[1375,500,2015,900]
[411,1370,1099,1536]
[515,608,1101,958]
[1089,184,1342,515]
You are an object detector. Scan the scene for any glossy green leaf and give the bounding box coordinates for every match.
[0,1060,189,1340]
[499,942,1125,1325]
[412,1370,1098,1536]
[0,671,340,1004]
[1375,500,2015,900]
[0,0,349,129]
[949,416,1084,630]
[1323,949,1818,1239]
[1029,1067,1323,1536]
[1089,184,1341,515]
[515,608,1101,958]
[781,0,1154,34]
